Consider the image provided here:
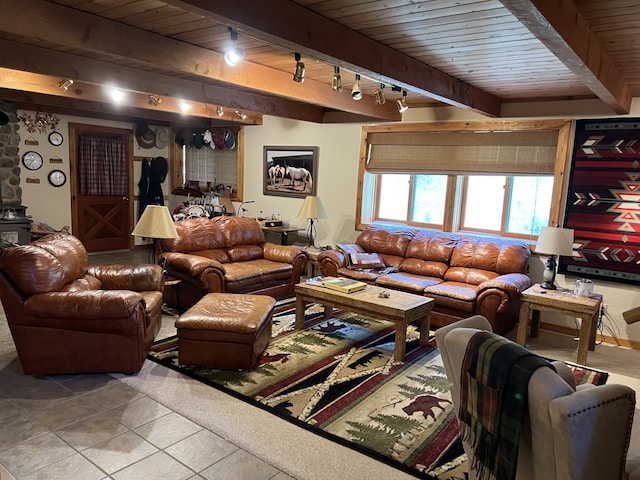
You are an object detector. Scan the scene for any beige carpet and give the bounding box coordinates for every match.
[2,310,640,480]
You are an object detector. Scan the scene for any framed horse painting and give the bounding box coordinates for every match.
[263,145,318,197]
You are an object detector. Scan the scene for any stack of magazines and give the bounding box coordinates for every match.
[306,276,367,293]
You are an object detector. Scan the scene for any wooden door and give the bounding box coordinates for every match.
[69,123,133,252]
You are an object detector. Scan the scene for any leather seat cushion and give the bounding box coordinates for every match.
[375,272,442,293]
[424,281,477,312]
[223,259,293,283]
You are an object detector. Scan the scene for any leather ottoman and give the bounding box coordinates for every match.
[175,293,276,369]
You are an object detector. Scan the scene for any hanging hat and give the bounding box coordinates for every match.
[154,128,168,149]
[223,130,236,150]
[193,132,205,149]
[135,120,155,149]
[213,131,225,150]
[175,128,193,147]
[0,111,9,126]
[203,130,214,149]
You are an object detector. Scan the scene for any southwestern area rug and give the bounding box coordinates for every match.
[148,304,608,480]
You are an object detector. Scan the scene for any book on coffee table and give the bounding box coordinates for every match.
[319,277,367,294]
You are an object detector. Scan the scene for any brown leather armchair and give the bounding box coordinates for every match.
[0,233,163,375]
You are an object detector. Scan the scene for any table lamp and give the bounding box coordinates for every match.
[132,205,179,263]
[297,196,327,247]
[535,226,574,290]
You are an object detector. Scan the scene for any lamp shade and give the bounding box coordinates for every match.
[535,226,574,256]
[132,205,178,239]
[297,196,327,220]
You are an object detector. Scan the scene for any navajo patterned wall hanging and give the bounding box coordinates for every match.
[559,118,640,285]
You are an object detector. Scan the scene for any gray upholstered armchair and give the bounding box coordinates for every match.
[435,315,640,480]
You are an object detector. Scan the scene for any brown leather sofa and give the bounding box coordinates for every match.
[159,216,307,310]
[0,233,164,375]
[318,224,532,334]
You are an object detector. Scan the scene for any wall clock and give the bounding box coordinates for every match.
[22,151,43,171]
[48,169,67,187]
[48,131,63,146]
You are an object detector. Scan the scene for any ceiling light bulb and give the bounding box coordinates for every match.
[58,79,73,91]
[292,53,305,83]
[109,87,124,102]
[374,84,386,105]
[351,74,362,101]
[332,66,342,92]
[216,105,224,116]
[235,110,247,120]
[224,27,244,67]
[179,100,191,112]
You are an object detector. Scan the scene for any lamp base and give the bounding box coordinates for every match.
[539,280,557,290]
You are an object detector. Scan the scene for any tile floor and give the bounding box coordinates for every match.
[0,247,296,480]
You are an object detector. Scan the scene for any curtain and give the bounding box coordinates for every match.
[78,135,127,195]
[365,130,559,175]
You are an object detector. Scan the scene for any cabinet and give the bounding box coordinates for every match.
[0,205,31,246]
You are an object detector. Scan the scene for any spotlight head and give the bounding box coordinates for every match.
[224,27,244,66]
[58,79,73,91]
[216,105,224,116]
[396,90,409,113]
[352,73,362,100]
[331,66,342,92]
[374,84,386,105]
[148,95,162,106]
[293,53,305,82]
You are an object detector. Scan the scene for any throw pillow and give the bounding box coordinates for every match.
[348,252,386,269]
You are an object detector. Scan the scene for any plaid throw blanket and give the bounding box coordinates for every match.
[459,331,555,480]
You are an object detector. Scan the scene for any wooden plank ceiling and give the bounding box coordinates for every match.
[0,0,636,126]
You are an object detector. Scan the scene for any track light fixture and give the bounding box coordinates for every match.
[351,74,362,100]
[216,105,224,116]
[374,84,386,105]
[332,66,343,92]
[148,95,162,106]
[396,90,409,113]
[58,79,73,91]
[224,27,244,67]
[293,53,305,82]
[235,110,247,120]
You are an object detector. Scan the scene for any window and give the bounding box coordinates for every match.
[372,173,554,238]
[358,120,572,239]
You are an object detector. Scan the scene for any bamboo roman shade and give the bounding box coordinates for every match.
[366,130,559,175]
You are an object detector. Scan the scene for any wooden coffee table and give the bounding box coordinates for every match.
[295,282,434,361]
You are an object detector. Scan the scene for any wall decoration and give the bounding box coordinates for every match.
[48,169,67,187]
[22,151,43,170]
[19,112,60,133]
[559,118,640,285]
[263,146,318,197]
[48,131,63,146]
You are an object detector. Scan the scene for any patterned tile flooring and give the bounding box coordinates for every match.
[0,247,296,480]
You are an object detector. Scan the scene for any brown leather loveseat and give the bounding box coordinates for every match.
[318,224,532,334]
[0,233,164,375]
[159,216,307,310]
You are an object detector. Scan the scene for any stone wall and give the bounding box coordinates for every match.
[0,101,21,205]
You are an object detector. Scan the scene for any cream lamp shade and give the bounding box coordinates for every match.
[297,196,327,247]
[297,196,327,220]
[131,205,179,239]
[535,226,574,290]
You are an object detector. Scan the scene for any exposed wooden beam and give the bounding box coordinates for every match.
[166,0,502,117]
[0,68,264,126]
[500,0,631,114]
[0,39,325,123]
[0,0,400,122]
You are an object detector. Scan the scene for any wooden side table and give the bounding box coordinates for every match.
[517,284,603,365]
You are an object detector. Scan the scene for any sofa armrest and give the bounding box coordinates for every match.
[549,384,635,480]
[88,264,163,291]
[263,243,305,264]
[160,252,226,292]
[476,273,532,300]
[318,250,347,277]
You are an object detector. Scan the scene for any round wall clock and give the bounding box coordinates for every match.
[48,131,63,146]
[22,151,43,170]
[48,169,67,187]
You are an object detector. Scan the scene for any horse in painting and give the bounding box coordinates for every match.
[285,166,312,191]
[268,165,285,186]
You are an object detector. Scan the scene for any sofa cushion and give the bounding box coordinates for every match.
[399,258,448,278]
[227,245,263,262]
[189,249,230,264]
[451,235,530,274]
[424,281,477,312]
[223,259,292,282]
[356,224,415,257]
[444,266,499,285]
[162,217,227,253]
[61,275,102,292]
[375,272,442,293]
[405,230,458,263]
[212,216,265,247]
